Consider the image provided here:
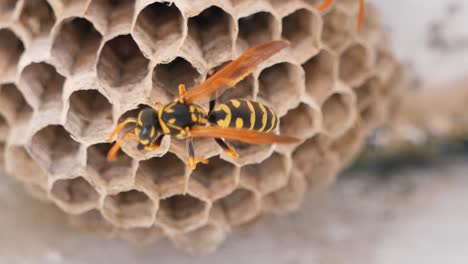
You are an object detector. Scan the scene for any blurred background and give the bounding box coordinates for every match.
[2,0,468,263]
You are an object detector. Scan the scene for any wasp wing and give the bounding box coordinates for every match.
[182,40,289,104]
[190,126,300,144]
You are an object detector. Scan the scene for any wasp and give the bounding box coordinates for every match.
[107,40,300,169]
[318,0,365,30]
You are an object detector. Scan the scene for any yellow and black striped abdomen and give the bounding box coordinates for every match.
[208,99,278,132]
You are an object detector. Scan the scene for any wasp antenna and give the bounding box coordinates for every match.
[108,118,137,142]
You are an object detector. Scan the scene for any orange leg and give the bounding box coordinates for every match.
[108,118,137,142]
[357,0,365,31]
[186,137,209,170]
[317,0,334,10]
[107,132,138,161]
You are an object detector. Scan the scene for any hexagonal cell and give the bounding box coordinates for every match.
[65,89,113,141]
[258,62,303,116]
[322,7,354,52]
[70,209,115,235]
[0,142,5,168]
[117,226,165,244]
[303,49,337,104]
[217,73,255,102]
[0,0,18,22]
[330,120,364,168]
[0,28,25,79]
[133,1,184,58]
[354,76,380,111]
[281,8,320,61]
[19,0,56,37]
[171,224,226,255]
[262,169,306,214]
[280,102,320,139]
[189,156,238,200]
[187,6,234,66]
[238,12,276,47]
[321,92,354,137]
[86,0,135,34]
[50,176,100,214]
[136,153,186,199]
[0,83,33,124]
[97,34,150,92]
[240,153,289,195]
[87,143,134,189]
[5,146,48,187]
[360,101,385,130]
[51,17,102,76]
[0,114,8,142]
[102,189,157,228]
[292,135,339,190]
[29,125,81,174]
[375,50,397,83]
[23,181,49,202]
[19,62,65,111]
[215,188,259,226]
[151,57,204,104]
[339,42,373,86]
[223,140,274,167]
[157,194,209,233]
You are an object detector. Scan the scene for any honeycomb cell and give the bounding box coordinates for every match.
[0,83,33,124]
[157,194,209,233]
[23,181,49,202]
[65,89,113,142]
[281,8,321,62]
[375,49,397,83]
[280,102,320,139]
[303,49,337,104]
[97,34,150,92]
[321,91,354,138]
[133,1,184,59]
[29,125,81,174]
[330,120,364,168]
[224,140,274,167]
[151,57,204,103]
[19,0,56,37]
[0,0,18,22]
[5,146,48,187]
[215,188,259,226]
[187,6,234,66]
[171,224,226,255]
[102,189,157,228]
[0,28,25,81]
[117,226,165,244]
[136,153,186,199]
[70,209,115,235]
[354,76,380,111]
[19,62,65,111]
[240,152,289,195]
[50,176,100,214]
[360,101,385,130]
[86,0,135,34]
[189,156,239,200]
[86,143,134,191]
[322,7,354,52]
[51,17,102,76]
[238,11,277,47]
[339,42,373,86]
[0,114,8,142]
[292,135,339,190]
[0,142,4,168]
[217,74,255,102]
[262,168,306,214]
[258,62,304,116]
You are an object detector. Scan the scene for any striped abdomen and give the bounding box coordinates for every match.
[208,99,279,132]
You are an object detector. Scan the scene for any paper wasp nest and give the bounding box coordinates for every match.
[0,0,401,254]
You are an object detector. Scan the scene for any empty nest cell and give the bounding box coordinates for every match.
[70,209,115,235]
[19,62,65,111]
[51,17,102,76]
[102,189,156,228]
[321,7,354,52]
[0,0,18,22]
[303,49,337,103]
[0,83,33,124]
[258,62,303,116]
[187,6,234,66]
[330,120,364,167]
[354,76,381,111]
[321,92,354,137]
[117,226,165,244]
[86,143,134,189]
[29,125,81,174]
[157,194,209,233]
[86,0,135,34]
[133,1,184,58]
[151,57,203,103]
[5,146,48,186]
[238,11,276,47]
[97,34,149,91]
[339,42,373,86]
[215,188,259,227]
[65,89,113,141]
[280,102,319,139]
[50,176,100,214]
[172,224,226,255]
[136,153,186,199]
[262,169,306,214]
[0,114,8,142]
[19,0,56,37]
[0,28,25,79]
[217,73,255,102]
[189,156,238,200]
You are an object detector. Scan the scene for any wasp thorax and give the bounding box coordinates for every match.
[136,108,159,149]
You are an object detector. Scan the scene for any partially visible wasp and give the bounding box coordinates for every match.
[107,40,300,170]
[317,0,365,30]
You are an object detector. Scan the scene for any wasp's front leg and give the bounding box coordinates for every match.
[145,135,165,151]
[186,136,208,170]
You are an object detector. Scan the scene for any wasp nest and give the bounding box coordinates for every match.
[0,0,401,254]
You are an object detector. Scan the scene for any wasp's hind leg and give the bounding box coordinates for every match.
[215,138,238,159]
[186,137,209,170]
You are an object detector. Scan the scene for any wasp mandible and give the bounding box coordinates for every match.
[318,0,365,30]
[107,40,300,170]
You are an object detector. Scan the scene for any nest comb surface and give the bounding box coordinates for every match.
[0,0,401,254]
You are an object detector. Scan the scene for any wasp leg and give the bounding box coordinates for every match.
[108,118,137,142]
[107,132,138,161]
[317,0,333,10]
[215,138,239,159]
[145,135,165,151]
[186,137,209,170]
[179,84,186,97]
